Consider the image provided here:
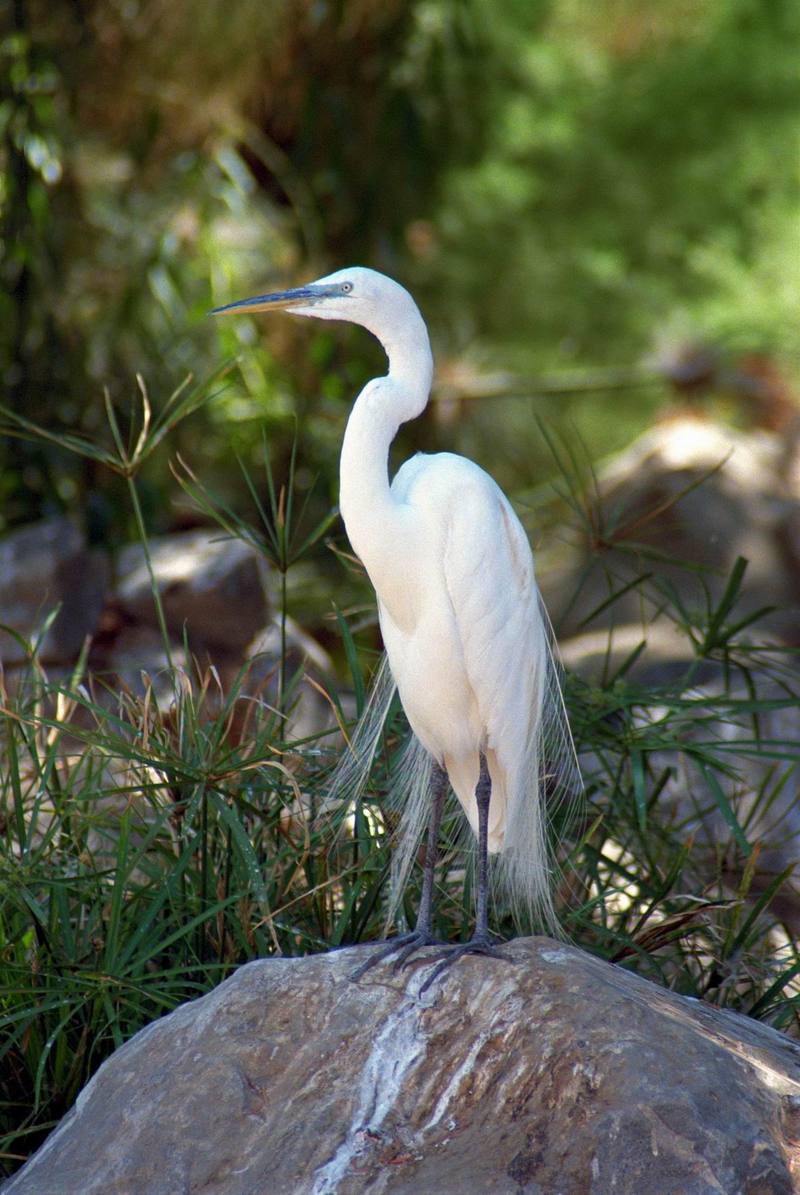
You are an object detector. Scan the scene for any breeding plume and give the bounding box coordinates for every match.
[213,267,576,985]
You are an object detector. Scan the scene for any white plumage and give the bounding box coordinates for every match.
[379,451,545,854]
[214,266,576,974]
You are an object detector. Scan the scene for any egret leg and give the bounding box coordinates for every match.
[349,761,448,982]
[416,753,514,995]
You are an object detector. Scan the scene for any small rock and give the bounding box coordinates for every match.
[0,517,109,665]
[243,617,341,742]
[104,623,188,706]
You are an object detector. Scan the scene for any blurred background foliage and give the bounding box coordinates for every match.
[1,0,799,541]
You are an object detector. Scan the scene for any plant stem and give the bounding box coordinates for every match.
[125,475,173,670]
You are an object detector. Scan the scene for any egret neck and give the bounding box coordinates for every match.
[338,306,434,603]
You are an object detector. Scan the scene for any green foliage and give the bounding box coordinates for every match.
[435,0,800,358]
[564,631,800,1013]
[0,655,378,1170]
[0,18,71,525]
[3,0,798,531]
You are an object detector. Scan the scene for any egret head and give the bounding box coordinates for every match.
[211,266,422,341]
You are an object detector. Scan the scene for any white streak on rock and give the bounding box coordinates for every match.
[311,982,432,1195]
[539,948,572,964]
[423,1028,488,1132]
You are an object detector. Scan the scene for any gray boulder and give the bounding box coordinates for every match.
[116,529,269,654]
[0,516,109,665]
[4,939,800,1194]
[540,417,800,644]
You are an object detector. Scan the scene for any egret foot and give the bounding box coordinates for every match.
[349,761,450,984]
[349,930,443,982]
[417,934,516,995]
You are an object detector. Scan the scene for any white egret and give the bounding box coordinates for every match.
[213,267,577,986]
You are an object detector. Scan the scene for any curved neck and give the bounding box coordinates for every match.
[380,305,434,409]
[339,309,433,575]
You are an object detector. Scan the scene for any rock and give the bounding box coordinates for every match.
[103,623,189,706]
[546,417,800,938]
[115,529,269,654]
[5,939,800,1195]
[540,416,800,645]
[0,517,109,665]
[243,617,344,743]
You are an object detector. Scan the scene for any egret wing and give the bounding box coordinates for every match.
[441,477,545,769]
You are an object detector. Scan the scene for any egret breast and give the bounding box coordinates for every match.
[378,592,482,765]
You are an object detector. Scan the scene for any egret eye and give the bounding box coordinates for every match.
[340,281,353,293]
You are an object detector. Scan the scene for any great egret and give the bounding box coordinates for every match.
[213,267,576,986]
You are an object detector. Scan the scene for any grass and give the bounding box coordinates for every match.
[2,390,800,1176]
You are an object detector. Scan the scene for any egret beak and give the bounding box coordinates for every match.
[210,283,339,317]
